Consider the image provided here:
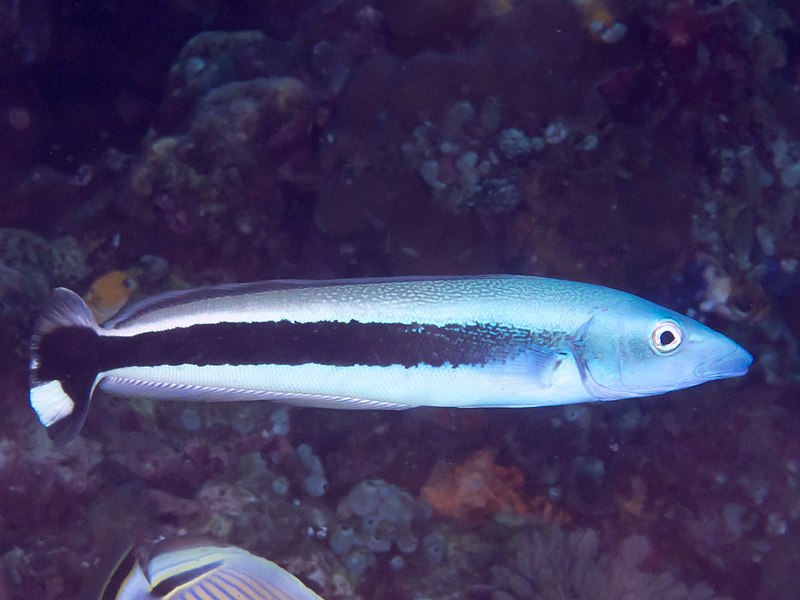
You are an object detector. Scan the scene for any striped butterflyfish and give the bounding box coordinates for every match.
[100,537,323,600]
[29,276,753,444]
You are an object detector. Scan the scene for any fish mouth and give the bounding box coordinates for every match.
[694,343,753,380]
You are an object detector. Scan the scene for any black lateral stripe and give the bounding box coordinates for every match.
[37,326,100,382]
[150,560,224,597]
[96,321,551,370]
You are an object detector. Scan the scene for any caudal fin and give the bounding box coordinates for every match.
[29,288,101,444]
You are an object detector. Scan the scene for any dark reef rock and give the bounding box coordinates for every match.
[1,0,799,598]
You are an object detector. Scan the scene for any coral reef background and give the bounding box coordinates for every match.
[1,1,799,598]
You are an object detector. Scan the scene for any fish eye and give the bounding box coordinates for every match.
[651,321,682,354]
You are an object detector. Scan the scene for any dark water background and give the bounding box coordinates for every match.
[1,1,799,598]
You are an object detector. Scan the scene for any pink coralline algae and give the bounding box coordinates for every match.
[422,449,529,524]
[492,526,732,600]
[0,429,102,524]
[126,70,314,270]
[0,419,103,597]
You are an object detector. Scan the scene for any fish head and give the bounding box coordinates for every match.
[575,298,753,400]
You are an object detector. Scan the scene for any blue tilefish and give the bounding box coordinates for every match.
[100,537,323,599]
[29,276,753,444]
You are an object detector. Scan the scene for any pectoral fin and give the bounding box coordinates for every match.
[490,345,567,390]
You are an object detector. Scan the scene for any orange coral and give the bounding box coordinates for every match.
[529,494,574,528]
[421,449,528,523]
[616,475,648,519]
[572,0,627,44]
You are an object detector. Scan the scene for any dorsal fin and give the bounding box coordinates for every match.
[144,536,227,595]
[149,561,224,596]
[30,287,97,351]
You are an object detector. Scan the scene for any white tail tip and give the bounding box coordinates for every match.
[30,381,75,428]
